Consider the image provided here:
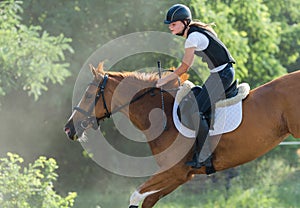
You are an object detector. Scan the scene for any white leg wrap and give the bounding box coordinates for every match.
[129,190,160,206]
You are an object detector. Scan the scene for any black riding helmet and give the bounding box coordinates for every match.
[164,4,192,24]
[164,4,192,36]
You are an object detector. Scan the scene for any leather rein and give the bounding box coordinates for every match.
[73,74,156,131]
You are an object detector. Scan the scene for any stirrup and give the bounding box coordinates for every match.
[185,160,203,169]
[185,152,202,169]
[185,154,216,174]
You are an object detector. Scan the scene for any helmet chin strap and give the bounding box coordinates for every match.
[176,20,190,36]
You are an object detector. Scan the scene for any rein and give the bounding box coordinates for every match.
[73,74,157,130]
[73,71,180,132]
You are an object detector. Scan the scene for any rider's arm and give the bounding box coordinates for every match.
[156,47,195,87]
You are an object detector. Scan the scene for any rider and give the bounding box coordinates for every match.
[156,4,236,169]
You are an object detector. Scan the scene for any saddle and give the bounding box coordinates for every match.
[177,80,239,130]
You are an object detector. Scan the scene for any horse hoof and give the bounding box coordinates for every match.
[129,206,138,208]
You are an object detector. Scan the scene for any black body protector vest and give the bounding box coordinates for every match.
[187,25,235,70]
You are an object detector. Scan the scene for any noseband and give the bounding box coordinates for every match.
[73,74,111,130]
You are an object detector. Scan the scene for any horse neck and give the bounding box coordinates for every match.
[108,72,158,115]
[109,72,177,138]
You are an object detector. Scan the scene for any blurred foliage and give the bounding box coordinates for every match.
[1,0,299,99]
[0,0,73,100]
[263,0,300,72]
[0,0,299,207]
[0,153,77,208]
[186,0,300,87]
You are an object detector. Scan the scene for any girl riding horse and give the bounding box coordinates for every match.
[157,4,236,168]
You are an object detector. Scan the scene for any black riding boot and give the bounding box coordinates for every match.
[185,112,209,168]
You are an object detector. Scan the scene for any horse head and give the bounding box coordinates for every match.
[64,62,114,141]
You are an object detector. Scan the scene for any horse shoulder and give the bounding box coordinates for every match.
[274,71,300,138]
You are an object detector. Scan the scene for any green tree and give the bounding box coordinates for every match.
[0,0,73,100]
[230,0,287,86]
[187,0,291,87]
[0,152,77,208]
[263,0,300,72]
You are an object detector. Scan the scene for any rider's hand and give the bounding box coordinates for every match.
[156,77,168,88]
[156,73,178,88]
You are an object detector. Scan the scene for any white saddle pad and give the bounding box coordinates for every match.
[173,81,250,138]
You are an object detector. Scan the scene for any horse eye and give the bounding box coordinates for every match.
[85,93,93,100]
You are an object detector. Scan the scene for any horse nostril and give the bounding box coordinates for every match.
[64,127,71,135]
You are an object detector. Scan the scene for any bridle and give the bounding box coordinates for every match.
[73,74,110,131]
[73,74,157,132]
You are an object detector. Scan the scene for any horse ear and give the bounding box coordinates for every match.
[96,61,105,74]
[89,64,100,79]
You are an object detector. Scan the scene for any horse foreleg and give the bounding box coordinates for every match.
[129,189,160,208]
[128,168,193,208]
[128,174,171,207]
[141,182,186,208]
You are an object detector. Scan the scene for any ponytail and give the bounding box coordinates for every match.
[189,20,218,37]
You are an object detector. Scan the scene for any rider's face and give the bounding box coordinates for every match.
[168,21,184,35]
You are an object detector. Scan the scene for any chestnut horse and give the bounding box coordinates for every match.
[64,63,299,208]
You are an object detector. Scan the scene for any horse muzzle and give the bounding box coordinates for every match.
[64,117,99,141]
[64,119,80,141]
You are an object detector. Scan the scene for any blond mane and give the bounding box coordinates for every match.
[92,62,189,85]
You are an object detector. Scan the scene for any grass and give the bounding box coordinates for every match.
[68,153,300,208]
